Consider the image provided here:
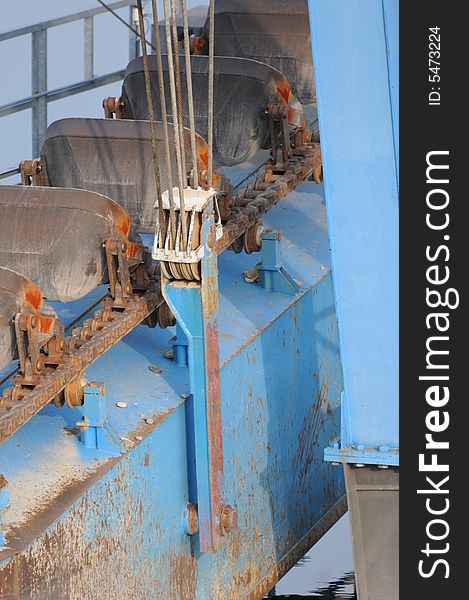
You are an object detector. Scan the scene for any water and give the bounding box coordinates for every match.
[266,514,356,599]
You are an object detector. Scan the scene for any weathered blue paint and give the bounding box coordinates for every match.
[164,200,227,553]
[308,0,399,463]
[0,184,346,597]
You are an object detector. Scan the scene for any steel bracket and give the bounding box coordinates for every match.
[163,201,233,553]
[257,229,300,296]
[19,159,43,186]
[267,101,292,165]
[76,382,125,456]
[173,322,189,367]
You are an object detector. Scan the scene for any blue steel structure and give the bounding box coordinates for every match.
[308,0,399,464]
[0,183,346,598]
[308,2,399,599]
[0,2,400,597]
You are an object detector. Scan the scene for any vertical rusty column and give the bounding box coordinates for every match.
[199,203,225,551]
[163,202,231,552]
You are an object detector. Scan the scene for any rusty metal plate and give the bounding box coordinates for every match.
[203,0,315,105]
[121,55,298,166]
[41,118,212,233]
[0,186,134,302]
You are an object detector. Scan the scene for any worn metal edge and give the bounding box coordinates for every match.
[0,400,184,561]
[245,494,348,600]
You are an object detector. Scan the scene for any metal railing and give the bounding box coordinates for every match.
[0,1,142,169]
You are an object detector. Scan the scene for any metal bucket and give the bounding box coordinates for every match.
[121,55,302,166]
[0,186,136,302]
[0,267,56,372]
[200,0,315,105]
[41,118,217,233]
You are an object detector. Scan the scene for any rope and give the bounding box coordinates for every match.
[162,0,188,248]
[151,0,177,240]
[207,0,215,189]
[180,0,199,189]
[135,0,166,240]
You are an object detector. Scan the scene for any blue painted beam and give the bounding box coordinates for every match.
[308,0,399,462]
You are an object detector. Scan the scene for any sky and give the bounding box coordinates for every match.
[0,0,208,181]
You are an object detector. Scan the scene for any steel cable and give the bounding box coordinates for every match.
[136,0,166,241]
[162,0,188,249]
[171,1,187,181]
[96,0,157,52]
[180,0,199,189]
[207,0,215,189]
[150,0,177,240]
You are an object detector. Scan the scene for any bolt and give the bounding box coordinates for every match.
[183,503,199,535]
[121,241,127,254]
[218,504,235,536]
[30,316,37,329]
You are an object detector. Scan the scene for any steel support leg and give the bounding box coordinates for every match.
[345,465,399,600]
[309,1,399,598]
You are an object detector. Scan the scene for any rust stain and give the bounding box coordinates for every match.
[36,315,55,335]
[114,210,131,238]
[276,80,292,105]
[293,379,330,492]
[0,401,184,565]
[197,146,209,170]
[220,332,235,340]
[126,241,143,261]
[168,553,198,600]
[24,283,42,311]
